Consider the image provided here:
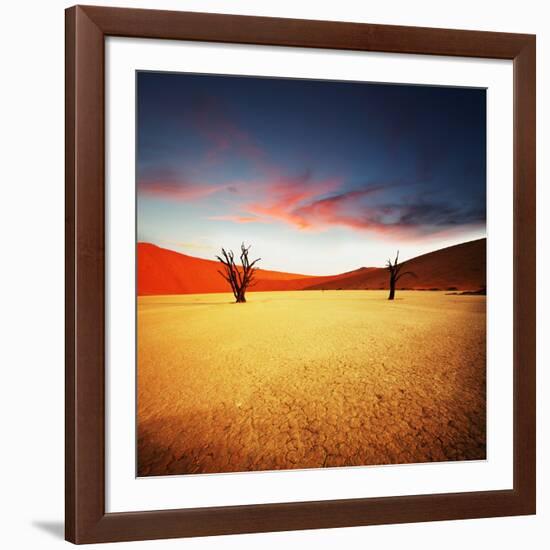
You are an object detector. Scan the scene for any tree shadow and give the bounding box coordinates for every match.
[31,520,64,540]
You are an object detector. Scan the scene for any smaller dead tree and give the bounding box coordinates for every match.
[216,243,261,303]
[386,250,416,300]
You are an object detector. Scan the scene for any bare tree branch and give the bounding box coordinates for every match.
[216,243,261,303]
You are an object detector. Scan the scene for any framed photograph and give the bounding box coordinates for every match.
[65,5,536,544]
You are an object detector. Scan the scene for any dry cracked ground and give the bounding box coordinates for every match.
[137,290,486,476]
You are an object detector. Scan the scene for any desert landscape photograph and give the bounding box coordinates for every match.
[136,71,487,476]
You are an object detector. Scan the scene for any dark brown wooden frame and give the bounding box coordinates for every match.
[65,4,536,544]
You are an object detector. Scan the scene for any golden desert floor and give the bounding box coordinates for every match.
[137,290,486,476]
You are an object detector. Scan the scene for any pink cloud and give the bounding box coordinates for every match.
[221,180,392,233]
[288,191,485,239]
[291,187,385,230]
[209,214,268,224]
[137,180,222,201]
[143,98,481,240]
[216,178,473,240]
[243,174,343,230]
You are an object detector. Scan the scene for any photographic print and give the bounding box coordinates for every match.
[136,72,487,477]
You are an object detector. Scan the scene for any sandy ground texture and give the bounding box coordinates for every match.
[137,290,486,476]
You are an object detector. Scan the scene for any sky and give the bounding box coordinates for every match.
[137,71,486,275]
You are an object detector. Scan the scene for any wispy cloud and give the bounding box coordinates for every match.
[140,92,484,239]
[139,97,279,202]
[219,178,388,232]
[290,186,390,231]
[137,167,225,201]
[218,178,485,239]
[241,172,343,230]
[209,214,268,224]
[138,180,222,200]
[191,95,275,176]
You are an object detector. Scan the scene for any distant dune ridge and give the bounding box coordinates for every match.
[307,238,486,292]
[137,238,486,296]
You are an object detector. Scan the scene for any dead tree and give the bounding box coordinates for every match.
[216,243,261,303]
[386,250,416,300]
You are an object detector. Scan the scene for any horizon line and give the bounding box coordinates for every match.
[137,236,487,278]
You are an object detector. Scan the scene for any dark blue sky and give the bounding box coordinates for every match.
[137,71,486,274]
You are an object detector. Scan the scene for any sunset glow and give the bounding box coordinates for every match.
[137,72,486,274]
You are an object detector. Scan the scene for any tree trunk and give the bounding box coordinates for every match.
[386,250,415,300]
[388,276,396,300]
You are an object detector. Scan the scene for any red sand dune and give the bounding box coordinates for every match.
[137,238,486,296]
[138,243,226,295]
[137,243,352,295]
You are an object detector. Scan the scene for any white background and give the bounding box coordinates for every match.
[106,38,514,512]
[0,0,547,548]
